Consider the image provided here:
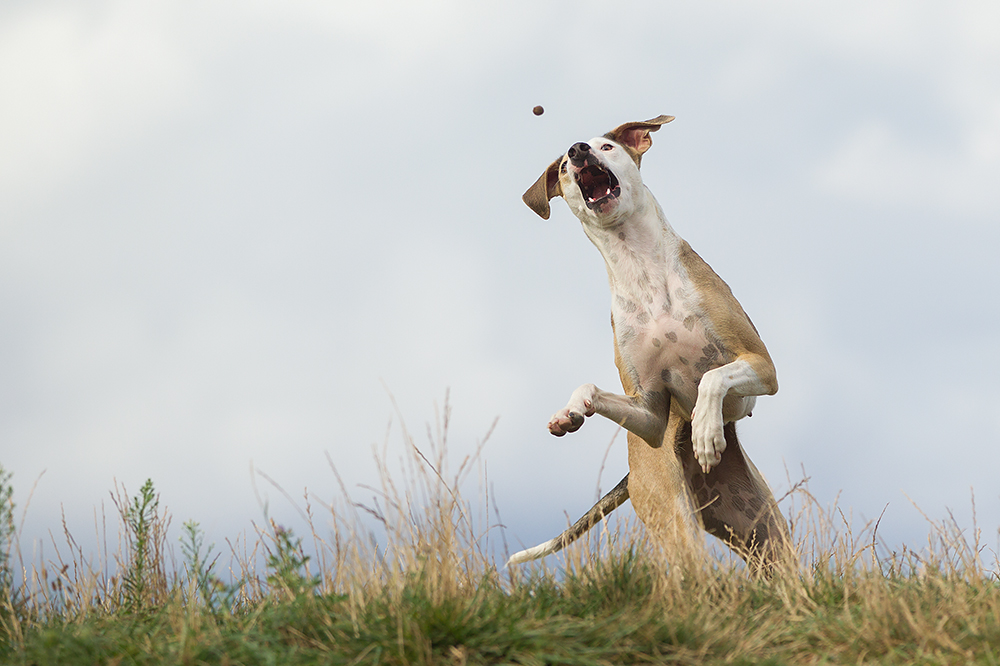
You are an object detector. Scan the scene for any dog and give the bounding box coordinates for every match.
[508,115,790,571]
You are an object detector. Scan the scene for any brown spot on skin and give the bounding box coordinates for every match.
[618,231,626,240]
[616,297,638,313]
[748,496,763,513]
[651,338,661,348]
[694,344,723,373]
[661,369,671,384]
[636,311,649,324]
[683,315,696,331]
[679,356,688,365]
[732,494,746,511]
[665,331,678,343]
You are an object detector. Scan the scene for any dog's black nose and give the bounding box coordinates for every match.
[567,142,590,166]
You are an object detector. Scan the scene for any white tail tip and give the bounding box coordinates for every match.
[505,538,560,566]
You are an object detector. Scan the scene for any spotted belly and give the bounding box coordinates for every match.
[616,313,730,418]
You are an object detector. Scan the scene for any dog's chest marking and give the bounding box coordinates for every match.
[602,230,724,413]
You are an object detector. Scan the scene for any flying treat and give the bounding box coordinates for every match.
[532,105,544,116]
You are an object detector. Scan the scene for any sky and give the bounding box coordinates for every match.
[2,0,1000,569]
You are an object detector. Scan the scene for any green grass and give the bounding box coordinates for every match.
[2,416,1000,665]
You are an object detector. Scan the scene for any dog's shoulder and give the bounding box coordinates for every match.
[677,240,770,359]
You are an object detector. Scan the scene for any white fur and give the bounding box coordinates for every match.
[691,359,762,472]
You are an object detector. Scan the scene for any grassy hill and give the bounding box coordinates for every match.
[2,436,998,665]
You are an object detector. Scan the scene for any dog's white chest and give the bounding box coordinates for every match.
[603,229,728,418]
[613,281,715,399]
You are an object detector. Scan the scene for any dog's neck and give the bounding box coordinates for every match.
[579,187,687,308]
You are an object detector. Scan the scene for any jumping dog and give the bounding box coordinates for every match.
[508,115,789,570]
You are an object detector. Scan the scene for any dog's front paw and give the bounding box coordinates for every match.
[691,408,726,473]
[548,408,586,436]
[548,384,598,436]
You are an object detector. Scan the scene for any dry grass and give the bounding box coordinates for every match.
[2,403,999,664]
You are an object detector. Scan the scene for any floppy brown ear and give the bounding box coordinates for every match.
[604,114,675,166]
[522,157,563,219]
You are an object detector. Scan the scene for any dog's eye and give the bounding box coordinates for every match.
[560,160,567,173]
[600,144,613,151]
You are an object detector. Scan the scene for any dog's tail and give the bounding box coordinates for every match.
[506,473,630,566]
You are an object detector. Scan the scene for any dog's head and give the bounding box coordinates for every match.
[523,115,674,223]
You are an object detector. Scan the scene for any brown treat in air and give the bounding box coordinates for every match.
[532,105,544,116]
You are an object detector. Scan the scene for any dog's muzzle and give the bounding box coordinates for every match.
[568,142,621,211]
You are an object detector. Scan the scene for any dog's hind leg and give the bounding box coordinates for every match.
[674,419,791,574]
[626,410,704,563]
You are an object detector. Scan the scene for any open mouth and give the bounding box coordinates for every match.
[575,164,621,210]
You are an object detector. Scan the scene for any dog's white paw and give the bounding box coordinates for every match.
[691,407,726,473]
[548,384,598,436]
[548,408,586,436]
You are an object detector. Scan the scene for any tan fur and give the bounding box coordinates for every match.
[677,240,777,392]
[522,159,562,219]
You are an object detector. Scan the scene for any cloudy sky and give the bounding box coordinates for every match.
[3,0,999,567]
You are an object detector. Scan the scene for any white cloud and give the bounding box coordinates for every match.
[813,117,1000,215]
[783,2,1000,214]
[0,4,195,202]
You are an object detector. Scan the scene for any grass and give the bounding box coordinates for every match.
[2,406,1000,665]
